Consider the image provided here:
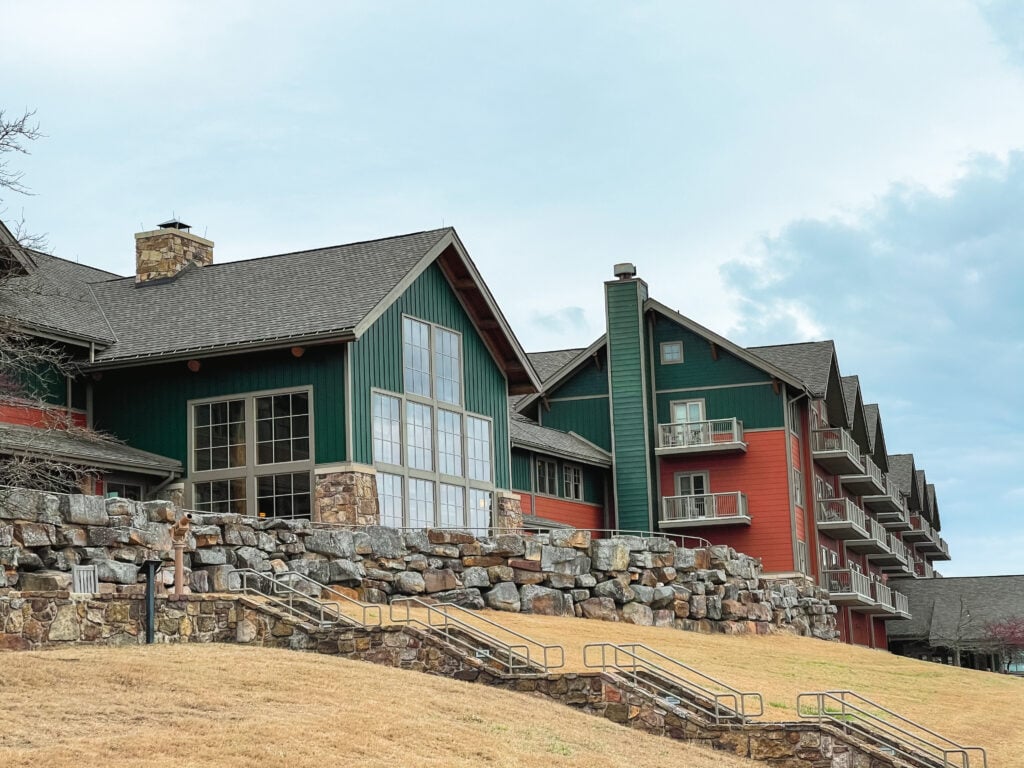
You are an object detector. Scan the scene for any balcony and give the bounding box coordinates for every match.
[660,492,751,528]
[916,527,952,561]
[847,517,890,556]
[855,581,897,615]
[822,568,874,606]
[811,427,864,475]
[914,558,935,579]
[815,498,868,541]
[872,534,911,573]
[934,536,951,561]
[891,589,912,619]
[840,454,886,496]
[863,474,907,521]
[901,513,932,544]
[655,418,747,456]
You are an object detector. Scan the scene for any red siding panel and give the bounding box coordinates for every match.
[531,495,603,531]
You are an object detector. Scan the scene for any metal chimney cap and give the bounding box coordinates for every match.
[613,262,637,279]
[157,219,191,232]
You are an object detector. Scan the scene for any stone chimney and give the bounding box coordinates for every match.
[135,219,213,284]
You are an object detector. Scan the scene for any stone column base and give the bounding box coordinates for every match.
[314,463,379,526]
[494,491,523,534]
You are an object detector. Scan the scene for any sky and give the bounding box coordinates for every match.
[2,1,1021,576]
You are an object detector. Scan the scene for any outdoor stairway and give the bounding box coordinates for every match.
[583,642,763,726]
[228,568,383,629]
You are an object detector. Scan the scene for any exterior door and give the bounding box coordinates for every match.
[670,400,707,446]
[675,472,709,518]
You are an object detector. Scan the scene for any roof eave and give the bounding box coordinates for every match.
[516,334,609,412]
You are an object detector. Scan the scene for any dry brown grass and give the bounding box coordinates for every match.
[0,644,758,768]
[452,609,1024,765]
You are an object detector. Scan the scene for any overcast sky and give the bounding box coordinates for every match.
[3,1,1021,576]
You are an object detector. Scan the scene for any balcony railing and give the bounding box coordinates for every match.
[840,454,886,496]
[872,582,895,612]
[822,568,874,605]
[892,589,910,618]
[902,513,931,542]
[815,498,868,541]
[863,474,907,520]
[660,492,751,528]
[849,516,890,555]
[811,427,864,475]
[914,559,935,579]
[656,418,747,455]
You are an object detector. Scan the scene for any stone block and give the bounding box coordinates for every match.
[14,522,55,548]
[423,568,460,593]
[191,525,222,547]
[593,577,633,604]
[430,588,484,609]
[462,554,504,567]
[461,566,490,588]
[18,570,73,592]
[580,596,618,621]
[192,547,228,566]
[487,565,514,583]
[304,530,355,559]
[328,559,364,585]
[0,524,11,547]
[590,539,630,571]
[549,528,591,549]
[0,488,40,521]
[394,571,426,594]
[653,609,675,627]
[575,573,597,588]
[363,525,404,558]
[524,539,543,561]
[0,547,18,568]
[47,603,81,642]
[650,585,676,609]
[519,585,573,616]
[67,494,109,526]
[235,546,269,570]
[144,500,176,523]
[690,594,707,619]
[402,530,430,552]
[507,557,541,571]
[621,602,654,626]
[544,573,576,589]
[95,559,140,584]
[17,551,44,571]
[203,564,236,592]
[491,534,525,557]
[426,529,476,545]
[630,584,655,605]
[485,581,521,612]
[86,526,129,547]
[513,569,546,585]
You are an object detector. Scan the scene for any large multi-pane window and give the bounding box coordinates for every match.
[367,314,493,529]
[189,388,314,519]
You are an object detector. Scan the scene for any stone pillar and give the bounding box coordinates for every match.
[494,491,524,534]
[314,463,379,525]
[161,483,185,508]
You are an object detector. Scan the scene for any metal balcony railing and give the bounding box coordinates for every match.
[863,455,884,489]
[815,498,867,535]
[657,418,745,451]
[887,534,909,564]
[915,559,935,579]
[871,581,895,611]
[892,589,910,616]
[822,568,873,601]
[661,492,750,525]
[867,518,889,550]
[811,427,862,463]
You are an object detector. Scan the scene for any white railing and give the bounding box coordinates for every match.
[915,559,934,579]
[661,492,749,523]
[657,418,744,450]
[887,535,909,564]
[910,513,932,538]
[872,581,894,611]
[811,427,862,464]
[815,497,866,530]
[822,568,872,600]
[892,589,910,615]
[863,456,884,488]
[867,518,889,549]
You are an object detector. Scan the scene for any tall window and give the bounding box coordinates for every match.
[466,416,491,482]
[793,468,804,507]
[439,483,465,526]
[469,489,491,531]
[433,327,462,405]
[437,409,463,476]
[537,459,557,495]
[405,402,433,471]
[403,316,462,402]
[377,472,403,528]
[189,388,314,519]
[403,317,432,396]
[372,393,402,465]
[408,478,435,528]
[563,464,583,501]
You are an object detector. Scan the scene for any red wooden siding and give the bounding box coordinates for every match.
[524,493,603,531]
[657,429,795,572]
[0,403,87,428]
[850,610,872,647]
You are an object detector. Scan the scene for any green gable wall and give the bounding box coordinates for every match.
[93,346,346,468]
[655,385,784,429]
[541,397,611,451]
[606,278,653,532]
[349,261,511,489]
[547,351,608,399]
[652,315,773,389]
[511,448,532,491]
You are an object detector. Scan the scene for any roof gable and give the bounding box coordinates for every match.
[509,413,611,467]
[841,375,870,454]
[750,340,848,427]
[863,404,889,472]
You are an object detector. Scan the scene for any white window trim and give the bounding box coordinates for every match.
[673,470,710,496]
[563,463,583,501]
[402,313,466,407]
[660,340,684,365]
[186,385,315,516]
[793,467,804,507]
[669,398,706,423]
[536,457,558,497]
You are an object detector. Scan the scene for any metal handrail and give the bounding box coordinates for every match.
[868,518,889,549]
[229,568,356,629]
[275,570,383,627]
[822,568,873,600]
[816,498,866,530]
[583,642,763,725]
[388,597,545,675]
[431,601,565,672]
[811,427,863,465]
[797,690,987,768]
[661,492,749,523]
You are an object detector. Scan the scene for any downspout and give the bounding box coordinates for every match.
[150,471,181,500]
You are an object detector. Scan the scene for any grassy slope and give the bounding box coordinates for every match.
[0,645,758,768]
[456,609,1024,765]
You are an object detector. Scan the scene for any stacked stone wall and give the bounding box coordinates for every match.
[0,488,837,639]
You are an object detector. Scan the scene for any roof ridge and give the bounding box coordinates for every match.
[26,248,123,279]
[747,339,835,350]
[86,227,455,285]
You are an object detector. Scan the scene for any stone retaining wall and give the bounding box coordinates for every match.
[0,488,837,639]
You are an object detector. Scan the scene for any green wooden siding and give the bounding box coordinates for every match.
[349,262,511,489]
[93,346,346,468]
[652,315,773,390]
[541,397,612,451]
[548,350,608,398]
[581,463,605,505]
[511,448,532,491]
[655,384,784,430]
[606,279,653,532]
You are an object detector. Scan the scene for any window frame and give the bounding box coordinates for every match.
[536,457,558,497]
[660,340,684,365]
[186,386,315,518]
[563,463,583,501]
[674,470,710,497]
[792,467,804,508]
[401,313,465,406]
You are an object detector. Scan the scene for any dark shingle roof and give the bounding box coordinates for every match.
[748,340,836,397]
[0,251,118,343]
[527,348,586,382]
[888,454,916,495]
[864,404,880,451]
[509,413,611,466]
[88,229,451,363]
[0,422,181,475]
[841,376,860,423]
[886,576,1024,646]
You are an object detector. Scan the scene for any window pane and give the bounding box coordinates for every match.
[194,478,247,515]
[468,489,491,533]
[255,472,312,520]
[372,393,402,466]
[403,317,432,397]
[408,478,435,528]
[195,399,245,470]
[433,327,461,405]
[405,401,433,471]
[437,409,463,476]
[439,483,465,527]
[466,416,491,482]
[376,472,404,528]
[255,391,309,465]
